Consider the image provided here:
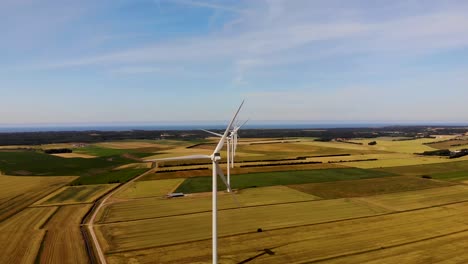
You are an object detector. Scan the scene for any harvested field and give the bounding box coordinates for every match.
[175,168,394,193]
[355,185,468,211]
[106,202,468,263]
[114,162,152,170]
[289,176,455,199]
[0,175,76,221]
[39,204,91,264]
[35,184,118,206]
[115,178,185,199]
[99,186,320,223]
[51,153,96,159]
[96,198,389,253]
[0,207,57,264]
[322,230,468,263]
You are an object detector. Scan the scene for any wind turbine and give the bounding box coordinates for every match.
[201,119,248,191]
[146,101,244,264]
[230,119,248,169]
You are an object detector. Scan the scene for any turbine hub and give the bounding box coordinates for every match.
[212,152,221,161]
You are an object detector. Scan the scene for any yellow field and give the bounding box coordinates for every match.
[99,186,321,223]
[0,207,57,264]
[51,153,97,158]
[34,184,118,206]
[114,162,152,170]
[39,204,91,264]
[105,201,468,263]
[115,178,186,199]
[323,229,468,264]
[96,198,389,253]
[354,185,468,211]
[0,175,77,221]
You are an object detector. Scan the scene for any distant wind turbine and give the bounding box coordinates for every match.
[146,100,244,264]
[201,119,248,192]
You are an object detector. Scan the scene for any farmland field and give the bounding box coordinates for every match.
[0,175,76,221]
[175,168,395,193]
[96,198,389,252]
[35,184,118,206]
[115,178,185,199]
[39,204,92,264]
[355,185,468,211]
[289,175,454,199]
[99,185,320,223]
[0,207,57,264]
[6,135,468,263]
[376,160,468,176]
[105,202,468,263]
[139,162,343,181]
[72,168,148,185]
[0,150,134,176]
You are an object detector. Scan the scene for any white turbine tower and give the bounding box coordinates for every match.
[145,101,244,264]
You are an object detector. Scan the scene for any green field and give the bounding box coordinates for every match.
[377,160,468,177]
[175,168,395,193]
[0,150,133,176]
[72,168,148,185]
[430,170,468,181]
[289,176,454,199]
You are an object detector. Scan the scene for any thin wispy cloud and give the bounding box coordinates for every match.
[1,0,468,123]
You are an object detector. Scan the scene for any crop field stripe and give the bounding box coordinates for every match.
[98,198,324,224]
[310,228,468,264]
[34,230,48,264]
[175,168,395,193]
[100,198,468,255]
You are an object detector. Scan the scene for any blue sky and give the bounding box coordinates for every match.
[2,0,468,125]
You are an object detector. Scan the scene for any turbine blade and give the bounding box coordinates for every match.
[201,129,223,137]
[145,154,211,162]
[233,119,249,132]
[213,100,244,154]
[216,163,240,207]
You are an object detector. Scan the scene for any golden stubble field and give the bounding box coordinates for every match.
[100,184,468,264]
[34,184,118,206]
[0,175,77,221]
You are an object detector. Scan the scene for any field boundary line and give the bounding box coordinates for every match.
[34,230,49,264]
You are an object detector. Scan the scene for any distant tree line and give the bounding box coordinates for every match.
[43,148,73,154]
[1,126,468,146]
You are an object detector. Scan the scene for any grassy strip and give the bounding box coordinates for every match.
[175,168,395,193]
[72,168,147,185]
[430,171,468,181]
